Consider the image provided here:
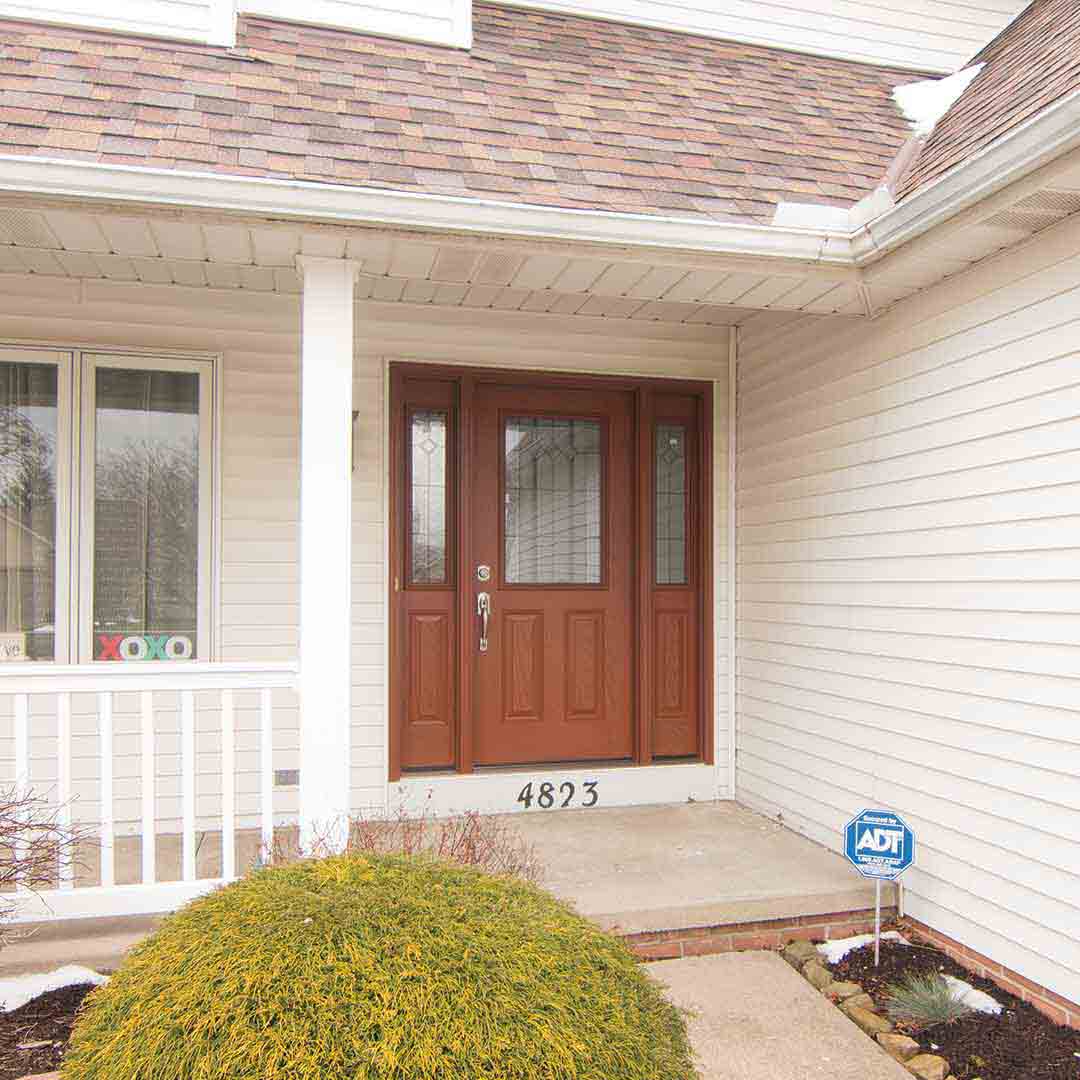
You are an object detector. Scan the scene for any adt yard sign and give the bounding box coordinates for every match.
[844,809,914,881]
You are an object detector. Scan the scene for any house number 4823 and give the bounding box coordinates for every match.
[516,780,598,810]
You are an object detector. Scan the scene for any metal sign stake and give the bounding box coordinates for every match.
[874,879,881,968]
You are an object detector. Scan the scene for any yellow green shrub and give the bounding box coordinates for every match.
[62,854,695,1080]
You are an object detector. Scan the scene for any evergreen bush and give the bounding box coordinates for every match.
[62,854,695,1080]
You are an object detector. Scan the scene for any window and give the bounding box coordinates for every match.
[655,423,688,586]
[504,416,602,585]
[0,348,214,664]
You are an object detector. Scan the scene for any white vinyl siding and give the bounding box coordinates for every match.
[734,212,1080,1008]
[239,0,472,48]
[0,273,732,837]
[0,0,234,45]
[504,0,1027,72]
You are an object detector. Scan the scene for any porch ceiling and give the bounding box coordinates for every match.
[0,202,864,326]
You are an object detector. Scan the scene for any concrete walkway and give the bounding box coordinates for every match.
[652,952,911,1080]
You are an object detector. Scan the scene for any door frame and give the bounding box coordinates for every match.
[388,361,714,781]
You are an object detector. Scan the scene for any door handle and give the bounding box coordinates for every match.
[477,592,491,653]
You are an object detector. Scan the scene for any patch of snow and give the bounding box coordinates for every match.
[893,64,984,136]
[0,965,108,1013]
[942,973,1003,1016]
[816,931,910,965]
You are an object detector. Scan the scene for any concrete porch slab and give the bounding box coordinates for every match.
[1,802,883,975]
[516,801,884,934]
[652,952,911,1080]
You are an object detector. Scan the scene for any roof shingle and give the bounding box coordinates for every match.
[0,3,919,224]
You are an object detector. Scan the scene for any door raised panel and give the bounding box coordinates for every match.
[566,611,604,721]
[402,609,454,768]
[503,611,545,722]
[656,610,688,716]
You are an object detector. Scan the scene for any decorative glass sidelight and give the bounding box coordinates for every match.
[409,409,448,584]
[504,416,601,585]
[655,423,688,585]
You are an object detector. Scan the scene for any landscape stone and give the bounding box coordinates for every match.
[825,980,863,1001]
[843,991,877,1011]
[781,940,819,967]
[905,1054,950,1080]
[877,1032,922,1061]
[842,1003,893,1037]
[802,959,833,990]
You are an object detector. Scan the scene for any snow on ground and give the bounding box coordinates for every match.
[816,931,910,965]
[942,973,1003,1015]
[893,65,984,136]
[0,965,108,1012]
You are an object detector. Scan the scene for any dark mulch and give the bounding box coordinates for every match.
[827,940,1080,1080]
[0,982,97,1080]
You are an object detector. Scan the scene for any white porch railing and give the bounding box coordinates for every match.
[3,662,299,923]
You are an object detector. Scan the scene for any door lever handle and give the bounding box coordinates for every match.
[477,592,491,653]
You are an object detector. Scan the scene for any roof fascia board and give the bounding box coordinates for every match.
[0,154,851,266]
[851,88,1080,263]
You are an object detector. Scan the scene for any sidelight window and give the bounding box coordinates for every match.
[654,422,688,586]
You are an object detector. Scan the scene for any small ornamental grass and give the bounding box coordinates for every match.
[884,970,974,1031]
[61,854,695,1080]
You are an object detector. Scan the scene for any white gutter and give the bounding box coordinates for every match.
[0,154,851,265]
[851,86,1080,262]
[1,84,1079,271]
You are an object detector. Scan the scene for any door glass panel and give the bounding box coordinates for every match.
[655,423,687,585]
[504,416,601,585]
[0,362,58,661]
[93,368,200,660]
[409,409,448,584]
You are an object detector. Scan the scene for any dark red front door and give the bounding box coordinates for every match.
[469,382,635,766]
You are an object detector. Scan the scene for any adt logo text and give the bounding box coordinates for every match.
[843,809,914,881]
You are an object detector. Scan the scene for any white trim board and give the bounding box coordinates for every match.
[391,762,724,818]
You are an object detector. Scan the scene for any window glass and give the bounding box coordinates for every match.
[93,368,200,661]
[409,409,449,584]
[0,363,58,661]
[504,416,601,585]
[655,423,687,586]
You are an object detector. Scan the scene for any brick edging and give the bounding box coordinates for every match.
[621,907,896,961]
[898,917,1079,1030]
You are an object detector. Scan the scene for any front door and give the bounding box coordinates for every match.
[470,382,635,765]
[390,364,711,777]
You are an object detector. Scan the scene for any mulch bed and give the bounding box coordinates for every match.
[827,939,1080,1080]
[0,983,96,1080]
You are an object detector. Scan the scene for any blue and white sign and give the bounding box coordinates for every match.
[844,809,914,881]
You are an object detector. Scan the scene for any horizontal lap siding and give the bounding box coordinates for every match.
[0,275,733,836]
[735,216,1080,1006]
[508,0,1025,71]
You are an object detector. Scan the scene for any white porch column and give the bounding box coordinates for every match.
[296,256,359,852]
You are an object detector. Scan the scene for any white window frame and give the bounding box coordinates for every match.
[0,345,217,666]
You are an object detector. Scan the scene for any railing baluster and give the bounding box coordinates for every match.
[57,692,73,889]
[181,690,196,882]
[221,689,236,880]
[13,694,29,869]
[260,687,273,862]
[98,692,114,889]
[140,691,156,886]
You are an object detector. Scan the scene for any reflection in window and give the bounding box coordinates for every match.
[655,423,687,585]
[505,417,601,585]
[0,363,57,661]
[409,410,448,584]
[94,368,200,659]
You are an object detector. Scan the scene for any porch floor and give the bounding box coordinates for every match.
[516,801,883,934]
[2,803,884,975]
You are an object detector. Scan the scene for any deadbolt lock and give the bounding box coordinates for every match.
[476,564,492,582]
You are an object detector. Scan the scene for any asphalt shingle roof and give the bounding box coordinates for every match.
[0,3,920,224]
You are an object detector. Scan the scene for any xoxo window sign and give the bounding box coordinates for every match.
[97,634,194,662]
